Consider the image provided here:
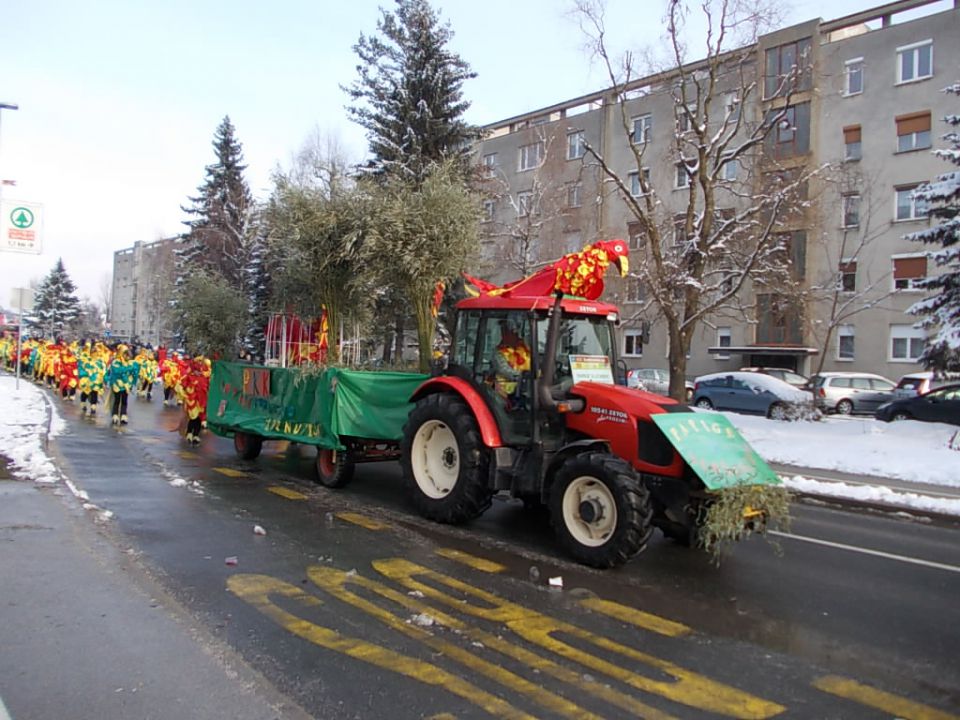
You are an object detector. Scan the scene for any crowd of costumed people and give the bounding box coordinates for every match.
[0,333,212,444]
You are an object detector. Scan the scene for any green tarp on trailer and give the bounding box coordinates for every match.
[206,361,428,450]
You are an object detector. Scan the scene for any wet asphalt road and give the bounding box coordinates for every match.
[38,391,960,718]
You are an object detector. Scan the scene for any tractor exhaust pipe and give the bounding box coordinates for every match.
[537,292,564,412]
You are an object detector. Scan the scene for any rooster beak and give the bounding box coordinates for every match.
[617,255,629,277]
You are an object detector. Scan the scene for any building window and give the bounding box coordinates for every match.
[482,199,495,222]
[843,125,862,161]
[566,182,582,208]
[675,163,690,189]
[890,324,925,361]
[842,193,861,228]
[896,40,933,84]
[623,330,644,357]
[895,186,929,221]
[839,260,857,292]
[677,105,695,133]
[720,158,738,181]
[892,255,927,290]
[628,168,651,197]
[482,153,497,178]
[896,112,931,153]
[716,327,732,360]
[838,325,855,360]
[567,131,585,160]
[765,103,811,159]
[632,114,652,144]
[844,58,864,96]
[625,278,645,303]
[764,37,813,99]
[517,190,535,217]
[518,142,544,171]
[723,93,741,122]
[627,221,645,251]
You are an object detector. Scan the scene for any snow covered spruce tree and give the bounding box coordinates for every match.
[575,0,812,400]
[174,116,255,352]
[31,258,81,339]
[907,83,960,372]
[345,0,481,368]
[343,0,478,186]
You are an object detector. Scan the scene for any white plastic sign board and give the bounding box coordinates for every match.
[10,287,34,311]
[1,199,43,254]
[569,354,615,385]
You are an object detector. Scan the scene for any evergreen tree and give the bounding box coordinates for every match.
[343,0,478,185]
[908,83,960,372]
[32,258,81,338]
[176,116,253,290]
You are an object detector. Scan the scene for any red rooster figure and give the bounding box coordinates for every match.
[463,239,629,301]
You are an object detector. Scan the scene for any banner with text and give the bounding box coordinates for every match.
[1,200,43,254]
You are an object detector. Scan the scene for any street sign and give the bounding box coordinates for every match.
[1,199,43,254]
[10,287,33,311]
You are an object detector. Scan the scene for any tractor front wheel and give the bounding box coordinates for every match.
[401,394,492,524]
[549,452,654,568]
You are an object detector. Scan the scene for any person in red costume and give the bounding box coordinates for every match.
[180,356,212,444]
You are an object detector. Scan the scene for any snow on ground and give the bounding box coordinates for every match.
[2,372,958,517]
[724,412,960,488]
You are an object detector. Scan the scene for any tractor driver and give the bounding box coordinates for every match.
[493,318,531,408]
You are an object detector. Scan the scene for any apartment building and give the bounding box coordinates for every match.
[474,0,959,381]
[110,237,177,346]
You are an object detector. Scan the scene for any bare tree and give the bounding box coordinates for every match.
[574,0,816,399]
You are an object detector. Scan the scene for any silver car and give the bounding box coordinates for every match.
[627,368,694,400]
[807,372,896,415]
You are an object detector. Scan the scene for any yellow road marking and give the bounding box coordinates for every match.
[813,676,959,720]
[176,451,198,460]
[374,559,784,719]
[579,597,691,638]
[435,548,505,573]
[227,574,534,719]
[426,715,457,720]
[308,565,653,720]
[266,486,307,500]
[213,467,247,478]
[336,512,387,530]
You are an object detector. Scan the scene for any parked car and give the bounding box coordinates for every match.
[875,384,960,426]
[626,368,694,400]
[892,371,960,399]
[691,371,814,420]
[806,372,896,415]
[740,366,809,388]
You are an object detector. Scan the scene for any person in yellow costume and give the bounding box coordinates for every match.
[493,319,532,408]
[135,348,159,400]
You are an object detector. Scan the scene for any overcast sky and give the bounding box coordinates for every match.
[0,0,949,307]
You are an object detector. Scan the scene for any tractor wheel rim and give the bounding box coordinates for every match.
[562,476,617,547]
[411,419,458,499]
[318,449,336,476]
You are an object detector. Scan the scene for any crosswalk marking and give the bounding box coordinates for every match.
[813,675,959,720]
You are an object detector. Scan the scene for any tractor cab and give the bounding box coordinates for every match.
[448,294,621,446]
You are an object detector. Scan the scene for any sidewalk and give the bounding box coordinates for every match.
[0,472,311,720]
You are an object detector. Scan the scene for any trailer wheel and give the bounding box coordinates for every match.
[315,448,355,488]
[234,432,263,460]
[549,452,653,568]
[401,394,492,524]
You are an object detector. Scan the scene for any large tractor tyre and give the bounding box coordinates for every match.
[401,394,493,524]
[315,447,355,489]
[549,452,654,568]
[234,432,263,460]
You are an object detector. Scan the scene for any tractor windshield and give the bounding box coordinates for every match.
[537,313,616,386]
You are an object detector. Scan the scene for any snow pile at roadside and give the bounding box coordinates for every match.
[0,374,65,484]
[725,412,960,488]
[783,476,960,516]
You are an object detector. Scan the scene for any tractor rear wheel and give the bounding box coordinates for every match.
[234,432,263,460]
[549,452,654,568]
[315,447,355,488]
[401,394,492,524]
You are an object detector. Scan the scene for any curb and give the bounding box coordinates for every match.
[792,489,960,525]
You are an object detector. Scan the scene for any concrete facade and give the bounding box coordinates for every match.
[110,237,177,346]
[474,0,959,383]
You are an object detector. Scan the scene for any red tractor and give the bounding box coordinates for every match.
[401,292,713,568]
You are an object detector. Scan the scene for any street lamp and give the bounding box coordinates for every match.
[0,102,20,385]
